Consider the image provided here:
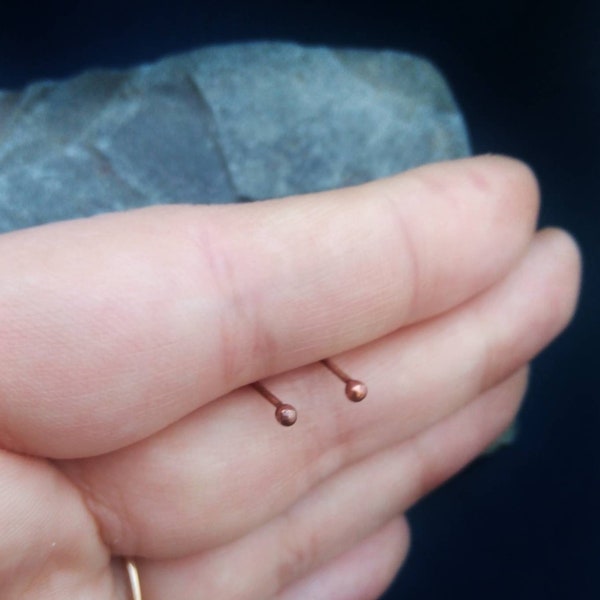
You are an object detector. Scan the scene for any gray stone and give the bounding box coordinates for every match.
[0,41,470,232]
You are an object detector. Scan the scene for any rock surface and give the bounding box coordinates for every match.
[0,42,469,232]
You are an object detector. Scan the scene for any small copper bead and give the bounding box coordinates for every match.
[275,404,298,426]
[345,380,368,402]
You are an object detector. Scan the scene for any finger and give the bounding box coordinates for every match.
[60,227,580,558]
[0,155,538,457]
[135,369,526,600]
[275,518,410,600]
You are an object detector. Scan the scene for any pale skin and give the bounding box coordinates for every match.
[0,156,581,599]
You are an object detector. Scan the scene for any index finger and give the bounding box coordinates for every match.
[0,155,538,457]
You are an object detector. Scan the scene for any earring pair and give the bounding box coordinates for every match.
[252,359,367,426]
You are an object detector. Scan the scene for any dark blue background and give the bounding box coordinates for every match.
[1,2,597,598]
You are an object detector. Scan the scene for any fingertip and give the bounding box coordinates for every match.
[539,226,582,274]
[365,515,411,599]
[492,366,531,434]
[460,152,537,178]
[388,515,412,568]
[455,153,540,219]
[377,155,542,321]
[535,227,583,327]
[275,517,411,600]
[402,154,540,244]
[460,154,540,231]
[469,153,539,189]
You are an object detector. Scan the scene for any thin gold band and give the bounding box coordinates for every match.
[124,558,142,600]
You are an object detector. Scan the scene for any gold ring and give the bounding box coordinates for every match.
[124,557,142,600]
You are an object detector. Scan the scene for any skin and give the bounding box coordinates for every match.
[0,156,581,599]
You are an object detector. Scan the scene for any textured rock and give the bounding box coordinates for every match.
[0,41,469,232]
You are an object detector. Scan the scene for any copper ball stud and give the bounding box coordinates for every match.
[321,359,368,402]
[252,382,297,426]
[345,380,368,402]
[275,403,298,426]
[252,359,366,426]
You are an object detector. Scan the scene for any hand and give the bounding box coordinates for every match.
[0,156,580,599]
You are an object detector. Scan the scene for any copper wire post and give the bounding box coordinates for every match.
[321,359,368,402]
[252,382,297,426]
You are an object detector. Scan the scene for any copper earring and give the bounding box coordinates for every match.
[321,359,368,402]
[252,382,298,426]
[252,359,367,426]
